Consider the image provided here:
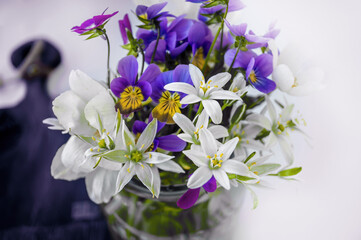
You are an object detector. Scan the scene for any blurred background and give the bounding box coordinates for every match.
[0,0,360,239]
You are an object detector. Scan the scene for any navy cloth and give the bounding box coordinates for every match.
[0,79,110,240]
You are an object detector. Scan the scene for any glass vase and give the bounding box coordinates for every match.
[102,179,246,240]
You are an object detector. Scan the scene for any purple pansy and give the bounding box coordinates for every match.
[198,0,246,22]
[225,49,257,69]
[110,56,160,114]
[177,176,217,209]
[215,31,235,50]
[188,21,213,56]
[136,2,172,21]
[150,65,193,124]
[119,14,132,44]
[132,115,186,152]
[245,54,276,93]
[71,10,118,34]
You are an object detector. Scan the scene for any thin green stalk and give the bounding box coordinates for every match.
[195,102,203,116]
[151,27,161,63]
[99,29,111,87]
[202,2,229,73]
[228,46,241,72]
[139,45,145,75]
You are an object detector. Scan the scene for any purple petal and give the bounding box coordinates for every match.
[132,120,147,134]
[246,57,255,79]
[147,2,167,19]
[225,20,247,36]
[168,17,193,41]
[188,22,207,47]
[136,5,148,16]
[177,188,201,209]
[145,39,166,63]
[170,42,188,58]
[215,31,234,50]
[117,56,138,85]
[228,0,246,12]
[186,0,206,2]
[202,176,217,192]
[149,114,166,132]
[255,54,273,77]
[93,11,118,26]
[153,138,160,151]
[137,80,152,100]
[150,71,173,102]
[225,49,256,69]
[173,65,192,84]
[136,29,157,48]
[139,64,161,84]
[110,77,130,97]
[119,14,132,44]
[250,76,276,94]
[157,135,187,152]
[245,34,269,44]
[166,31,177,50]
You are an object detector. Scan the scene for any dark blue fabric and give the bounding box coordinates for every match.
[0,79,110,239]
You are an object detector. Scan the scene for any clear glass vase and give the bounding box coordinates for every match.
[102,179,246,240]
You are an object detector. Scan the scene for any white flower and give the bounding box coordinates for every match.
[102,118,184,198]
[173,111,228,145]
[164,64,240,124]
[183,128,257,190]
[229,72,247,97]
[246,96,299,165]
[272,44,325,96]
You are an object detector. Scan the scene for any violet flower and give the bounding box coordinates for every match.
[245,54,276,93]
[132,115,186,152]
[136,2,171,21]
[177,176,217,209]
[150,65,192,124]
[119,14,132,44]
[71,10,118,34]
[110,56,160,114]
[198,0,246,22]
[188,21,213,56]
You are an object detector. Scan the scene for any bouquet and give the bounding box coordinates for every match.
[44,0,324,212]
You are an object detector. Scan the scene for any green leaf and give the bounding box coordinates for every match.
[228,174,255,182]
[252,164,281,175]
[278,167,302,177]
[244,151,256,164]
[231,104,246,125]
[203,1,223,8]
[255,128,270,141]
[86,32,102,40]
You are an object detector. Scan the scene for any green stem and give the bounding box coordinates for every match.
[139,45,145,75]
[202,2,229,73]
[187,104,194,118]
[99,29,111,87]
[195,102,203,116]
[228,46,241,72]
[151,27,161,63]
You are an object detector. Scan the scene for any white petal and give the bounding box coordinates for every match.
[189,64,203,89]
[69,70,106,102]
[150,166,161,198]
[164,82,197,95]
[177,133,194,143]
[230,73,246,92]
[266,96,277,122]
[202,99,222,124]
[208,125,229,139]
[156,160,185,173]
[272,64,294,92]
[209,90,240,100]
[43,118,67,133]
[267,39,278,69]
[280,104,294,122]
[173,113,195,136]
[53,91,94,136]
[61,136,91,172]
[0,79,26,109]
[187,166,213,189]
[195,110,209,129]
[222,160,251,176]
[99,158,123,171]
[144,152,174,164]
[183,149,208,167]
[207,72,231,88]
[213,169,230,190]
[180,94,202,105]
[246,114,272,130]
[51,144,85,180]
[217,137,238,160]
[116,161,135,192]
[278,135,294,165]
[136,118,157,151]
[84,91,116,132]
[199,128,218,156]
[135,163,154,196]
[85,168,118,204]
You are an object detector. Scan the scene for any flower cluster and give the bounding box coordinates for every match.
[44,0,323,209]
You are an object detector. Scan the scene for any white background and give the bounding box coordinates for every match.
[1,0,360,239]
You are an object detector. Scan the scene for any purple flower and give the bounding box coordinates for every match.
[225,49,257,69]
[215,31,235,50]
[245,54,276,93]
[119,14,132,44]
[110,56,160,114]
[177,176,217,209]
[136,2,171,21]
[198,0,246,22]
[188,21,213,56]
[132,115,186,152]
[150,65,193,124]
[71,10,118,34]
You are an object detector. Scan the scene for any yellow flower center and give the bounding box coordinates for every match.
[152,91,181,124]
[116,86,144,114]
[249,71,257,83]
[208,153,224,169]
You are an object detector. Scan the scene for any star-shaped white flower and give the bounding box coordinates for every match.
[183,128,257,190]
[164,64,240,124]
